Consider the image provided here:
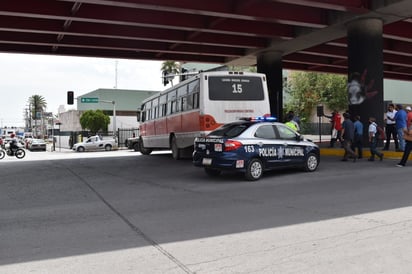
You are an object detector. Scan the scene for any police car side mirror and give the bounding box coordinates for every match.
[296,134,303,141]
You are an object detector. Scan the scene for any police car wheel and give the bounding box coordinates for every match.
[304,153,318,172]
[245,158,263,181]
[204,167,221,177]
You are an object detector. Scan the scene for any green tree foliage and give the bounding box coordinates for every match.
[80,110,110,134]
[28,94,47,137]
[285,71,347,122]
[29,94,47,119]
[161,61,180,86]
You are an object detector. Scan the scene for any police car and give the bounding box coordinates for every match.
[192,117,320,181]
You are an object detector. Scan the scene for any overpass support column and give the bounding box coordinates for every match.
[257,51,283,121]
[347,18,384,128]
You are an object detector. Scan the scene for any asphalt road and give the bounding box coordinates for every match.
[1,149,412,273]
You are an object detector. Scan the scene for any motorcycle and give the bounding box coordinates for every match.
[0,143,26,159]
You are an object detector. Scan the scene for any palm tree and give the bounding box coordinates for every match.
[161,61,180,86]
[29,95,47,137]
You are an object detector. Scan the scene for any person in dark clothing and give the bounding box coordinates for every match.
[341,112,357,162]
[397,121,412,167]
[368,117,384,161]
[351,115,364,159]
[383,103,399,151]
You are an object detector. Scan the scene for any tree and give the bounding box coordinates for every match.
[284,71,347,123]
[80,110,110,134]
[161,61,180,86]
[28,95,47,137]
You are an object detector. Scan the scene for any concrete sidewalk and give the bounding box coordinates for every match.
[305,134,409,160]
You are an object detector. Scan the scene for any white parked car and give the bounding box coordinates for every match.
[72,135,118,152]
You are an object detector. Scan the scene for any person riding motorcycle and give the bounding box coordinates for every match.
[9,133,19,155]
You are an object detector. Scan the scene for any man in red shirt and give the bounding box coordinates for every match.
[406,106,412,128]
[325,110,342,148]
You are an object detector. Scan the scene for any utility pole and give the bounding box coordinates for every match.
[100,100,116,138]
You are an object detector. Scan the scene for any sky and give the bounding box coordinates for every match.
[0,53,165,128]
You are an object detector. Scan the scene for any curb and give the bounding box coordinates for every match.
[320,147,410,160]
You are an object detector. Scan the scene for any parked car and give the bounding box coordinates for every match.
[72,135,117,152]
[193,117,320,181]
[125,136,140,151]
[28,138,47,151]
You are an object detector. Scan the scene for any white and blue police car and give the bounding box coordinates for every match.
[193,117,320,181]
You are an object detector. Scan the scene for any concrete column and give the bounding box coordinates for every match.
[347,18,384,133]
[257,51,283,121]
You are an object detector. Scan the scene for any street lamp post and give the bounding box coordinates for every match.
[100,100,116,137]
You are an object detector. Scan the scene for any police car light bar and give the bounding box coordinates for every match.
[239,116,277,122]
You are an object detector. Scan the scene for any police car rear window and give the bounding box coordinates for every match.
[209,123,250,138]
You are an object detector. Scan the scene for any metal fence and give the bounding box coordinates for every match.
[300,122,331,135]
[117,128,139,147]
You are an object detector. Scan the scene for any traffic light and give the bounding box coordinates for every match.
[180,68,188,82]
[67,91,74,105]
[162,71,169,86]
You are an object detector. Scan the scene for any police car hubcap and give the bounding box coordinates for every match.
[251,162,262,178]
[307,156,317,170]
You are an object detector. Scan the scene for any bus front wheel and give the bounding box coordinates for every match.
[139,139,152,155]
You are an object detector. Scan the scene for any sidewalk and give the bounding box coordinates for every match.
[305,134,409,160]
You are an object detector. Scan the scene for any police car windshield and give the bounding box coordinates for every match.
[209,122,251,137]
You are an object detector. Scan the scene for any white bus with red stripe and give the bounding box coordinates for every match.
[138,71,271,159]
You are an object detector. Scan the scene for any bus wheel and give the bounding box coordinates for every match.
[133,142,140,152]
[171,136,181,160]
[139,139,152,155]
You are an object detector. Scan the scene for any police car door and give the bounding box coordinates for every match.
[253,124,286,168]
[274,124,305,166]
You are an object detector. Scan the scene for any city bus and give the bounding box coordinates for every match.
[138,71,271,159]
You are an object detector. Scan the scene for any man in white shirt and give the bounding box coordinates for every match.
[383,103,399,151]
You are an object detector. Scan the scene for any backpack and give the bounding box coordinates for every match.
[375,124,385,140]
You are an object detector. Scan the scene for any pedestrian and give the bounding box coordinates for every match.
[287,110,300,132]
[367,117,384,161]
[341,112,357,162]
[285,114,298,131]
[351,115,363,159]
[383,103,399,151]
[406,106,412,128]
[396,118,412,167]
[393,104,407,152]
[324,110,342,148]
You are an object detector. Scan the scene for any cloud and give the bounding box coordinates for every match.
[0,53,165,127]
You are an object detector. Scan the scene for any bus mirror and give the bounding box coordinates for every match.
[136,111,140,122]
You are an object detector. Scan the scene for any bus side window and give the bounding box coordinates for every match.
[176,98,181,113]
[181,96,188,111]
[161,103,167,117]
[193,92,199,109]
[168,90,177,114]
[166,101,172,115]
[159,95,167,117]
[186,94,193,110]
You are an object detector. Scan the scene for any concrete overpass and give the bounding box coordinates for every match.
[1,0,412,81]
